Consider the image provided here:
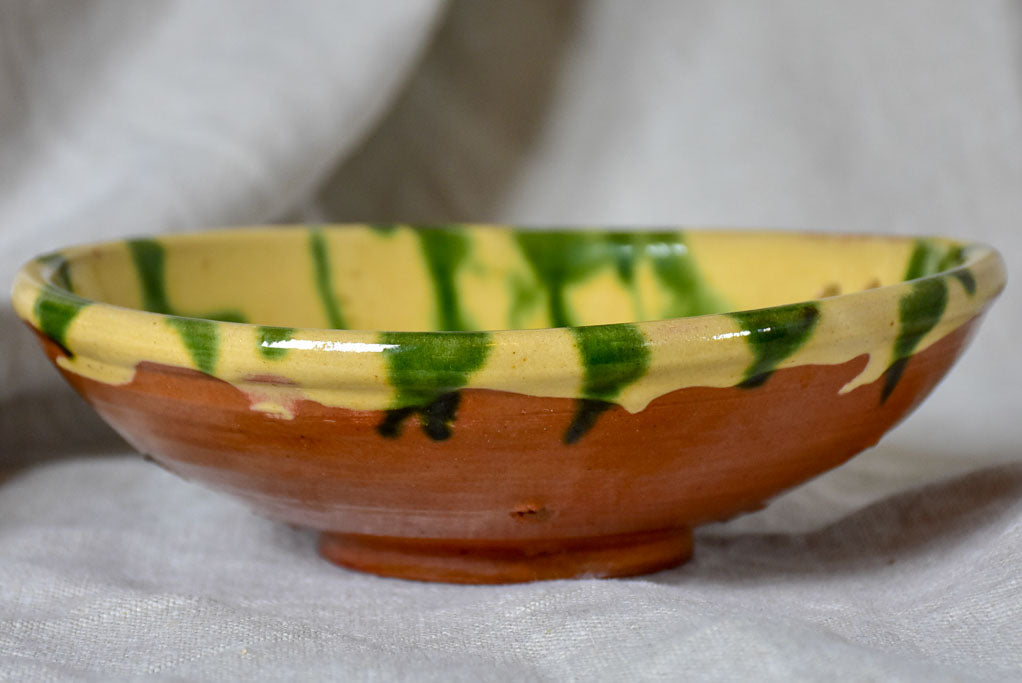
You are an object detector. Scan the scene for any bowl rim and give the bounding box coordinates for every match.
[11,223,1006,336]
[10,224,1007,416]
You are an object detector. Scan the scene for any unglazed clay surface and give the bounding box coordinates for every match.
[11,225,1005,582]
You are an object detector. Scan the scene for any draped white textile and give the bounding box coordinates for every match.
[2,2,1020,679]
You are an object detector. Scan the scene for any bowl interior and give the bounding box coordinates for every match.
[50,226,965,331]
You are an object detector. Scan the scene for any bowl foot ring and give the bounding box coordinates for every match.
[319,527,694,584]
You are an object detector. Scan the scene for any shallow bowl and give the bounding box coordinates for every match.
[11,225,1006,583]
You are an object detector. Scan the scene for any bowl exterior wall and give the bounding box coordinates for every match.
[33,318,977,551]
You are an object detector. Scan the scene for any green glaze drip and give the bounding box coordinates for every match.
[903,239,976,295]
[937,245,976,296]
[381,331,491,406]
[565,323,651,444]
[574,324,651,399]
[378,331,491,440]
[127,237,246,322]
[516,232,607,327]
[257,326,296,360]
[39,252,74,293]
[127,237,246,372]
[936,245,967,272]
[507,272,543,330]
[369,223,399,235]
[606,233,640,286]
[893,280,949,360]
[605,233,646,320]
[517,231,726,328]
[731,304,820,388]
[418,227,473,331]
[882,278,949,402]
[951,269,977,296]
[904,238,973,290]
[128,238,173,314]
[904,239,941,281]
[167,317,219,375]
[34,288,88,353]
[378,392,463,441]
[309,228,346,329]
[645,231,728,318]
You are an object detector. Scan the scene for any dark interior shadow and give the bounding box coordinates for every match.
[306,0,583,222]
[649,460,1022,584]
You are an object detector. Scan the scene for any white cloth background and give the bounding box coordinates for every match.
[1,1,1020,680]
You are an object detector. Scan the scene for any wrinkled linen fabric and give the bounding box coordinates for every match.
[2,1,1021,680]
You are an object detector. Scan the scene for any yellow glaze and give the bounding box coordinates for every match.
[11,225,1006,418]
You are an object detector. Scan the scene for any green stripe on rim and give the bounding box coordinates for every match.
[34,287,89,354]
[377,331,492,441]
[730,303,821,388]
[565,323,651,444]
[167,317,220,375]
[882,278,949,402]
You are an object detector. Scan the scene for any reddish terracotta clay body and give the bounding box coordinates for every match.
[36,320,977,583]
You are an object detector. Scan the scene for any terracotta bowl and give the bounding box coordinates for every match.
[12,225,1005,583]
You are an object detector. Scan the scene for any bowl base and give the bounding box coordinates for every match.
[319,528,693,583]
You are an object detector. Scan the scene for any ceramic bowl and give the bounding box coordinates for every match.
[12,225,1005,583]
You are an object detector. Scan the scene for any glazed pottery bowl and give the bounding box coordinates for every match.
[12,225,1005,583]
